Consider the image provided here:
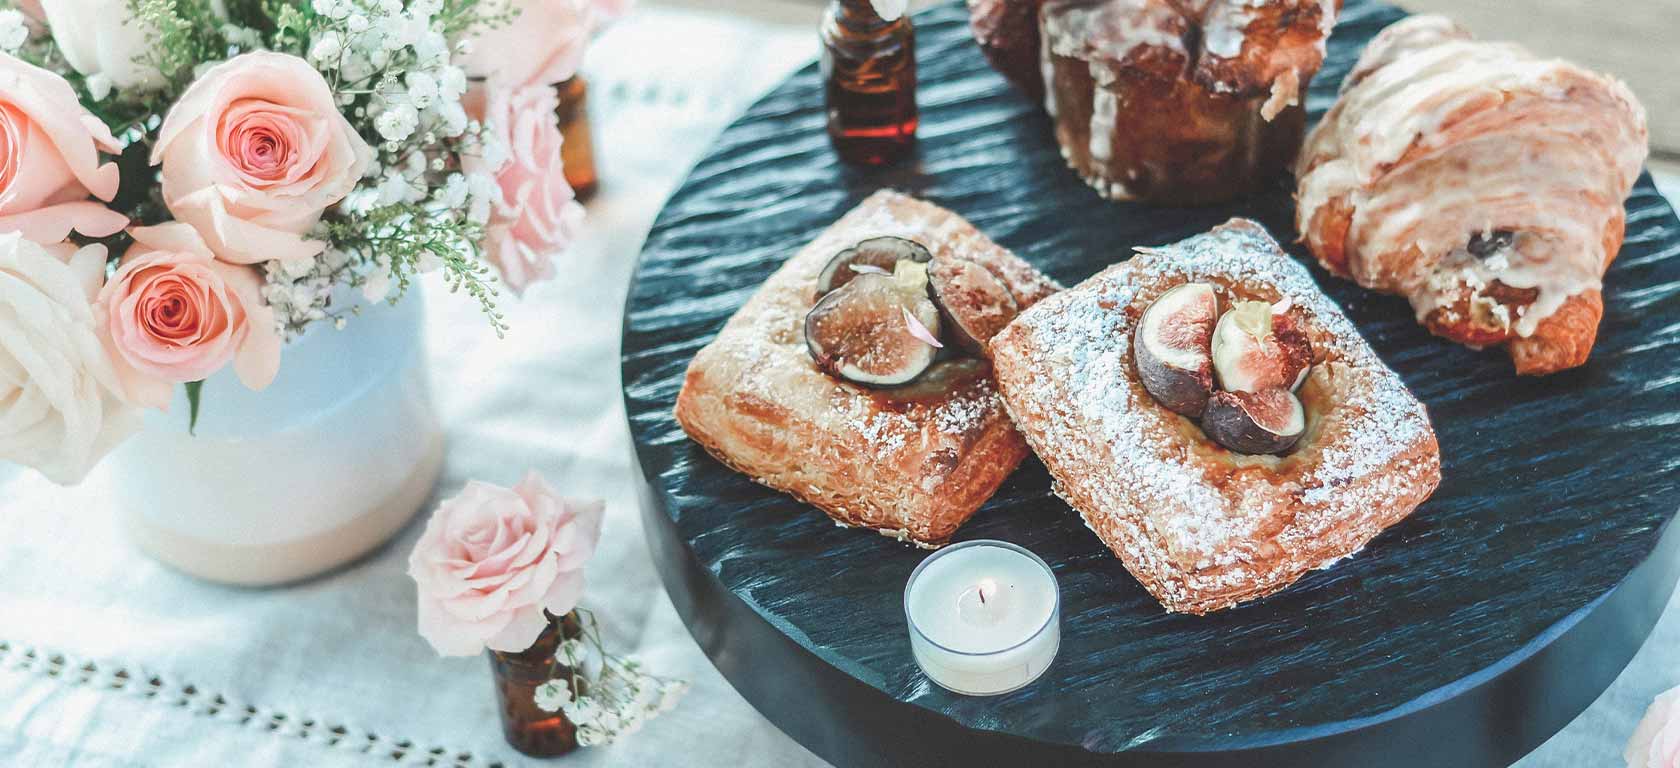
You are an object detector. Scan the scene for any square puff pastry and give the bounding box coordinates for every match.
[674,190,1060,546]
[991,219,1440,613]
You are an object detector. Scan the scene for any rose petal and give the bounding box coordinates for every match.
[903,307,944,348]
[484,605,551,654]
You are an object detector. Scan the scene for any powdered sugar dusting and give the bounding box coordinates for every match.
[992,219,1440,610]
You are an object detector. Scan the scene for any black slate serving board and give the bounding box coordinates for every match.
[621,2,1680,766]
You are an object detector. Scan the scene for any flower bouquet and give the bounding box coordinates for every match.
[0,0,618,583]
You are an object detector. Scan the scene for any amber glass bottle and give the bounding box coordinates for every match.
[487,611,585,757]
[821,0,918,165]
[555,76,599,202]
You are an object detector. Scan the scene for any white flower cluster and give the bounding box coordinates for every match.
[260,0,504,334]
[534,614,691,748]
[262,248,354,337]
[307,0,469,147]
[0,10,30,55]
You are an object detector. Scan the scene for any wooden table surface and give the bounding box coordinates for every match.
[689,0,1678,174]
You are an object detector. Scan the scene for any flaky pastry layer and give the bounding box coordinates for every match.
[675,190,1059,546]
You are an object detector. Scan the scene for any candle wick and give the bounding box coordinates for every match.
[978,588,987,605]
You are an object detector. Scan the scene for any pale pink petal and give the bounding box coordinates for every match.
[0,202,127,243]
[903,307,944,348]
[1627,687,1680,768]
[539,571,586,619]
[417,597,512,658]
[484,605,552,654]
[407,471,605,656]
[170,186,326,265]
[0,55,124,201]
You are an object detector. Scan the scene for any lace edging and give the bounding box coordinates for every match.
[0,640,505,768]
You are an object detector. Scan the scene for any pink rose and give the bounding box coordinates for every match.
[408,472,603,656]
[460,0,597,87]
[1628,686,1680,768]
[95,223,281,410]
[152,52,373,266]
[15,0,44,22]
[0,52,127,243]
[464,83,584,295]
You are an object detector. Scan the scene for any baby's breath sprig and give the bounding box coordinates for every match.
[534,609,690,748]
[277,0,511,335]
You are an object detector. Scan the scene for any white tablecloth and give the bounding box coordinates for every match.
[1,6,1674,767]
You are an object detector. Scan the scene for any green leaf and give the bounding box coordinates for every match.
[185,380,204,436]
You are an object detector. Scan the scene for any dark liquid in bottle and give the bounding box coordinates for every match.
[487,611,584,757]
[555,76,599,202]
[823,3,918,166]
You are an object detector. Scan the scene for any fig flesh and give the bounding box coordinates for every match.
[1201,389,1306,456]
[1133,283,1219,417]
[815,236,933,297]
[805,263,942,388]
[928,256,1020,354]
[1211,300,1312,393]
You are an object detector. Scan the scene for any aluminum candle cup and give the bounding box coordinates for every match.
[904,540,1060,696]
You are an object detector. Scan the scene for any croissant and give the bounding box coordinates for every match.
[1295,15,1648,375]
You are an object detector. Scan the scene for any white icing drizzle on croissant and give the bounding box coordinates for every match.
[1296,15,1648,339]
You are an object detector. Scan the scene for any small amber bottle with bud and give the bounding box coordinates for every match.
[821,0,918,165]
[487,610,585,757]
[555,76,599,202]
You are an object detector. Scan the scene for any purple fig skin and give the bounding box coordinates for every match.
[1136,342,1214,417]
[928,257,1020,355]
[815,236,933,297]
[1201,389,1306,456]
[1133,283,1218,418]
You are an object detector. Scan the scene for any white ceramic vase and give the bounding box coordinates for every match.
[106,292,444,586]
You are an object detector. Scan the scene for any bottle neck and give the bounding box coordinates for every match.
[827,0,903,34]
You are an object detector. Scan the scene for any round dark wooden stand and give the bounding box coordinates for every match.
[622,2,1680,765]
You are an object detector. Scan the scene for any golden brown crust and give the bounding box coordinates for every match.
[1507,290,1604,376]
[673,191,1059,547]
[992,219,1440,613]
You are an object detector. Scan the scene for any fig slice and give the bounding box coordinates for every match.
[1201,389,1307,456]
[815,236,933,297]
[1133,282,1218,417]
[1211,300,1313,393]
[928,256,1020,354]
[804,263,942,388]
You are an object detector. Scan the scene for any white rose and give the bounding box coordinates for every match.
[0,233,140,484]
[41,0,166,91]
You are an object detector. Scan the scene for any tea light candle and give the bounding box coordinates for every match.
[903,540,1060,696]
